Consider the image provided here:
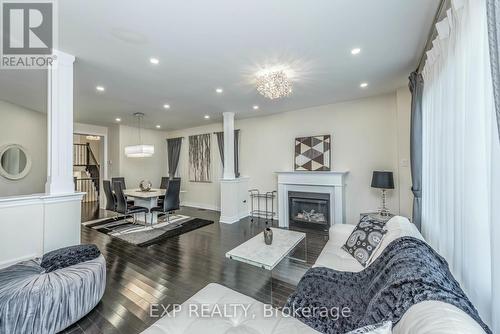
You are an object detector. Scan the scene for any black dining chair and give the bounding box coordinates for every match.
[111,177,126,189]
[160,177,169,190]
[157,177,169,206]
[113,181,149,225]
[103,180,116,211]
[151,178,181,224]
[112,177,134,206]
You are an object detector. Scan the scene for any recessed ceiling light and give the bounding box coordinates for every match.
[150,57,159,65]
[351,48,362,55]
[115,118,121,122]
[215,88,223,94]
[156,125,161,129]
[163,104,170,109]
[253,105,259,110]
[96,85,105,92]
[204,115,210,119]
[360,82,369,88]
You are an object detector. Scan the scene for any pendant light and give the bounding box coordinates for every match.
[124,112,155,158]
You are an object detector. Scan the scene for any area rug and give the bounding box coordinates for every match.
[83,214,214,247]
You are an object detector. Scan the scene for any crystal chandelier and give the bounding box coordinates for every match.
[256,69,293,100]
[124,112,155,158]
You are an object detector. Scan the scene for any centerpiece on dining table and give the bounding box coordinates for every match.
[139,180,152,192]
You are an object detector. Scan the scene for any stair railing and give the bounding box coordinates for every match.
[75,178,99,202]
[73,143,100,202]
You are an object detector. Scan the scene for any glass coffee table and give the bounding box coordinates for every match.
[225,228,307,305]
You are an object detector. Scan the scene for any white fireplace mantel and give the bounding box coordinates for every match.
[276,171,349,228]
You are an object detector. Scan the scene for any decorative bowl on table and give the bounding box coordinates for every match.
[139,180,152,192]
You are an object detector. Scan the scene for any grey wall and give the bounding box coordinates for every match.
[107,125,120,178]
[0,100,47,196]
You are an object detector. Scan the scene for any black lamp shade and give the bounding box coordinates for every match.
[371,171,394,189]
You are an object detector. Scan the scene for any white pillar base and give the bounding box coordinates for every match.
[45,176,76,195]
[220,177,249,224]
[41,193,85,252]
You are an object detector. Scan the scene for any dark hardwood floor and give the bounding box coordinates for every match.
[63,204,328,334]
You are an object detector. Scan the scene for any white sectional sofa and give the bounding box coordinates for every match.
[142,216,486,334]
[316,217,485,334]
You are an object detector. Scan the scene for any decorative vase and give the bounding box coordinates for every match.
[139,180,152,192]
[264,228,273,245]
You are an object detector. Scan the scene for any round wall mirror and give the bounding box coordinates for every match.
[0,144,32,180]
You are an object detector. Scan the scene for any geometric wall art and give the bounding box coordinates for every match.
[189,133,211,182]
[294,135,331,171]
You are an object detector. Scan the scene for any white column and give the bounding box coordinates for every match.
[222,112,235,180]
[220,112,248,223]
[45,51,76,194]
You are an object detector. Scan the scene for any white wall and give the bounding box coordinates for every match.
[117,125,168,188]
[0,100,47,197]
[168,90,413,224]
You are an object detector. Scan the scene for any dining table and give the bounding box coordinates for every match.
[123,188,166,224]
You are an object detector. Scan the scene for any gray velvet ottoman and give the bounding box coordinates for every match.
[0,254,106,333]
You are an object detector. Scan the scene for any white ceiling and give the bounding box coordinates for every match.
[0,0,439,130]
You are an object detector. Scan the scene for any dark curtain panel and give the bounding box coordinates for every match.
[167,137,182,178]
[487,0,500,142]
[234,130,240,178]
[409,72,424,231]
[215,130,240,177]
[215,131,224,166]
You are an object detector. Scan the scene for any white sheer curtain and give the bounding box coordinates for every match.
[422,0,500,330]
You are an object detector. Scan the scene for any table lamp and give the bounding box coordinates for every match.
[371,171,394,216]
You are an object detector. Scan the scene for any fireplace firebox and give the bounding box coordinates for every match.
[288,191,330,231]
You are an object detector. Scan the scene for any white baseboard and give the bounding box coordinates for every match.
[0,253,38,269]
[180,201,249,222]
[220,211,250,224]
[220,214,240,224]
[182,201,220,212]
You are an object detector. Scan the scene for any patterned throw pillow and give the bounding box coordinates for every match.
[345,321,392,334]
[41,244,101,273]
[342,215,387,266]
